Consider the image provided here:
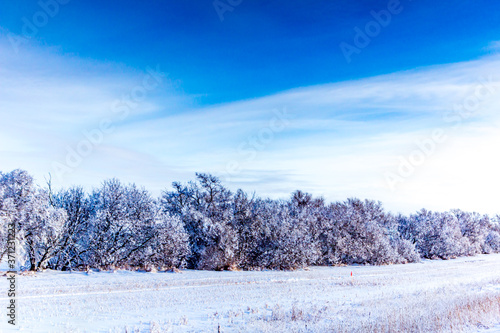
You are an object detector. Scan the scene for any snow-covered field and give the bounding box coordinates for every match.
[1,254,500,332]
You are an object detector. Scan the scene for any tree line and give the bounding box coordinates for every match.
[0,169,499,271]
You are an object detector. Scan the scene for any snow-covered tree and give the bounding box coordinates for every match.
[0,170,67,271]
[239,198,321,270]
[162,173,239,270]
[86,179,157,269]
[485,215,500,253]
[320,199,412,265]
[452,210,491,255]
[402,210,470,259]
[51,186,93,270]
[144,210,190,269]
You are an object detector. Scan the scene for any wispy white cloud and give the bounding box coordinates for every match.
[0,35,188,187]
[486,40,500,52]
[1,35,500,214]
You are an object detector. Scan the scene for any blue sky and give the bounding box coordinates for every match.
[2,0,500,103]
[1,0,500,214]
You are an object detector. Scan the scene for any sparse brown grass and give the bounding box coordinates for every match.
[330,292,500,333]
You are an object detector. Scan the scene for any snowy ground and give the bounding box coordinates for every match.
[1,254,500,332]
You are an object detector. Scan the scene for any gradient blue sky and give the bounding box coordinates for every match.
[1,0,500,214]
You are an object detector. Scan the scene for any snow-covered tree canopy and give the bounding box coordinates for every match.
[1,170,498,271]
